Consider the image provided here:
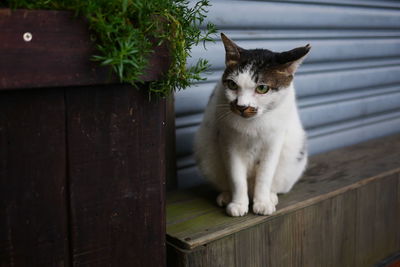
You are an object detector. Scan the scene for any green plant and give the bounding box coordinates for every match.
[2,0,216,97]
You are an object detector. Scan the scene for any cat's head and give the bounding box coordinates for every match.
[220,33,310,119]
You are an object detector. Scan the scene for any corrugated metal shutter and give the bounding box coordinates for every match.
[175,0,400,188]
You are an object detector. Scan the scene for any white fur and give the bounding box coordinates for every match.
[194,69,307,217]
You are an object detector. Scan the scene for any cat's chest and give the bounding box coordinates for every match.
[221,129,269,158]
[240,136,267,158]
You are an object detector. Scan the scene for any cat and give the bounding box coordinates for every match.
[194,33,310,217]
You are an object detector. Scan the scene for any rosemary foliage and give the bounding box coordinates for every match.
[2,0,216,97]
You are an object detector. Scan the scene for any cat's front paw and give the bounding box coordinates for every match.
[253,200,276,216]
[226,202,248,217]
[270,192,278,206]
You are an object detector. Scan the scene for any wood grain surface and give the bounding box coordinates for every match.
[66,84,166,267]
[0,89,69,266]
[0,84,168,266]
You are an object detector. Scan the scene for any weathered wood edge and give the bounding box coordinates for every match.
[168,167,400,250]
[0,9,170,90]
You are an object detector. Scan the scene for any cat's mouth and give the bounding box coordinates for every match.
[230,102,258,118]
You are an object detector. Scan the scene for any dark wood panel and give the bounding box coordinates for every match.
[66,84,166,266]
[0,9,170,90]
[0,89,69,266]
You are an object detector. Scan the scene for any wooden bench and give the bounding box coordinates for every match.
[166,134,400,267]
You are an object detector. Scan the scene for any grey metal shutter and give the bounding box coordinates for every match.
[175,0,400,188]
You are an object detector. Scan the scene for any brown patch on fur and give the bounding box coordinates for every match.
[226,59,238,67]
[262,68,293,90]
[230,101,258,118]
[221,33,243,67]
[242,107,258,118]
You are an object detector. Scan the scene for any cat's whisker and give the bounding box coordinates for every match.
[216,112,228,121]
[216,111,231,122]
[216,107,230,112]
[216,105,230,108]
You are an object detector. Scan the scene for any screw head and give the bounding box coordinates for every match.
[23,32,32,42]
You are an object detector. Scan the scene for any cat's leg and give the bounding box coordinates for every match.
[252,137,284,215]
[226,152,249,217]
[195,125,233,207]
[271,141,308,194]
[205,153,231,207]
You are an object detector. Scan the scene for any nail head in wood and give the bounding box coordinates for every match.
[23,32,32,42]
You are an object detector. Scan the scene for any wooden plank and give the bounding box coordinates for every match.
[168,173,400,266]
[355,174,400,266]
[0,9,170,90]
[300,192,357,267]
[0,89,69,266]
[234,226,268,267]
[167,134,400,249]
[267,210,305,267]
[66,84,166,266]
[207,235,235,267]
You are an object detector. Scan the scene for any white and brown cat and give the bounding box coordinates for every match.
[194,33,310,217]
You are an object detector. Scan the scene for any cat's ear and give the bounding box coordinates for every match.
[277,44,311,75]
[221,33,244,67]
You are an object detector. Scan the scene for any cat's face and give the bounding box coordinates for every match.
[220,33,310,119]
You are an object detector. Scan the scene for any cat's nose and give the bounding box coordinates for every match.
[235,104,249,112]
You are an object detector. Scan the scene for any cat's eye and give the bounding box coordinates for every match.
[226,80,238,90]
[255,85,270,94]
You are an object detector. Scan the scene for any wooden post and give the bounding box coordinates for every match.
[0,9,170,266]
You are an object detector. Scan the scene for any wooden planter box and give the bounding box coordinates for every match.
[0,9,170,266]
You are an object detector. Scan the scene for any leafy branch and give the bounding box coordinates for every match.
[2,0,217,97]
